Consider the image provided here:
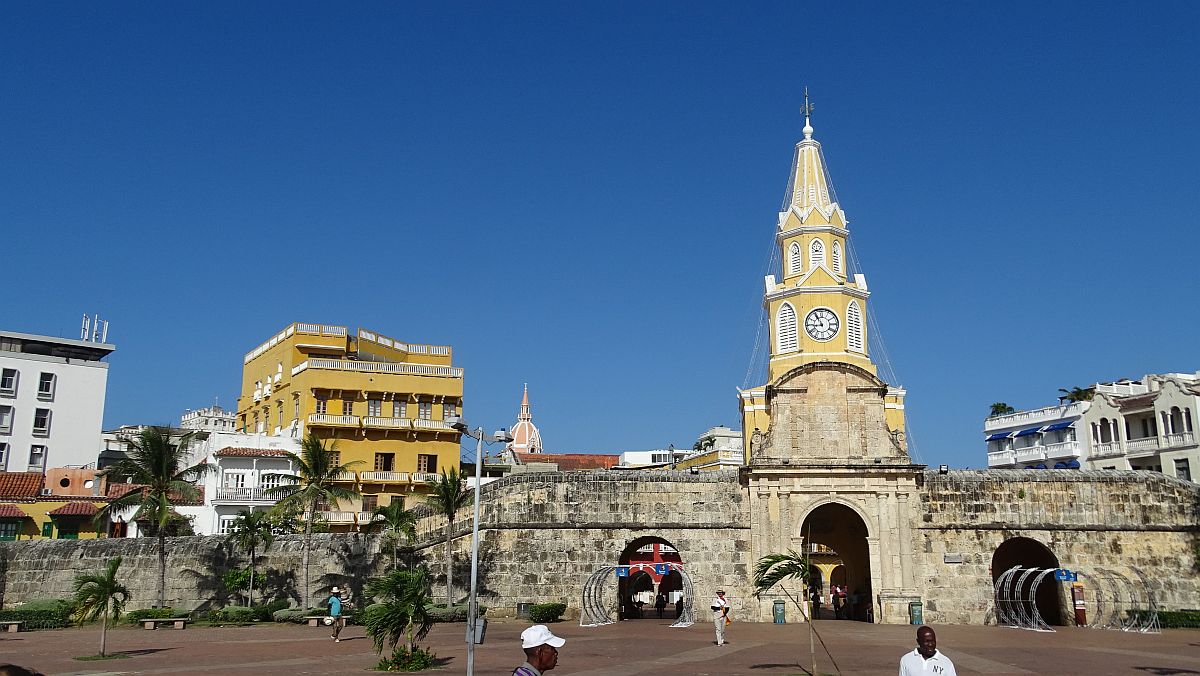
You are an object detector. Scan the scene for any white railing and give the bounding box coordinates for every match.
[1092,441,1123,458]
[319,511,356,524]
[296,323,347,337]
[307,414,360,427]
[334,471,357,481]
[1126,437,1160,453]
[1164,431,1195,448]
[357,511,375,524]
[214,487,278,502]
[988,450,1016,466]
[412,419,455,431]
[363,417,411,429]
[292,358,463,379]
[412,472,439,483]
[1015,447,1047,462]
[984,403,1087,430]
[360,471,410,483]
[1042,440,1081,459]
[357,328,452,357]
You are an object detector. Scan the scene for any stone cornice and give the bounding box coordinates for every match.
[765,284,870,303]
[777,224,849,240]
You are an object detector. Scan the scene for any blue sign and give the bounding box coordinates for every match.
[654,564,670,576]
[615,567,629,578]
[1054,569,1078,582]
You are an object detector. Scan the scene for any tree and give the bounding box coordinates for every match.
[227,510,275,605]
[97,426,212,609]
[989,402,1016,417]
[73,556,130,658]
[1059,387,1095,403]
[367,499,418,571]
[754,549,827,675]
[265,433,362,609]
[424,467,472,607]
[363,568,434,655]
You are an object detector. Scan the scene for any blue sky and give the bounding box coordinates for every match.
[3,2,1198,468]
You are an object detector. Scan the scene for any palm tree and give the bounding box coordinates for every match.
[227,510,275,606]
[265,433,362,609]
[424,467,472,607]
[97,426,212,609]
[989,402,1016,417]
[1058,387,1095,403]
[367,499,418,571]
[363,568,433,655]
[73,556,130,658]
[753,549,811,600]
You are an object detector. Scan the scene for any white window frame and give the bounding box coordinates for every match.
[223,472,247,489]
[418,402,432,420]
[831,241,842,274]
[444,401,457,419]
[417,453,437,473]
[218,517,237,535]
[776,302,799,353]
[809,238,825,269]
[0,368,17,397]
[32,408,51,437]
[259,473,283,491]
[0,442,8,469]
[0,405,12,435]
[28,444,46,469]
[37,372,56,401]
[368,399,382,417]
[393,400,406,418]
[342,400,354,416]
[846,300,865,353]
[315,397,327,415]
[788,241,802,276]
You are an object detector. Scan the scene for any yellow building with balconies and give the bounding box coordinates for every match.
[236,323,463,522]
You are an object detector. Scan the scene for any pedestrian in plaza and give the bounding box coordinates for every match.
[811,587,822,619]
[513,624,565,675]
[831,585,842,618]
[710,589,730,646]
[899,626,957,676]
[655,592,667,619]
[836,585,848,619]
[327,586,346,642]
[675,596,684,619]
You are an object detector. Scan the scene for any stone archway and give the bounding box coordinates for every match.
[618,536,684,620]
[992,537,1064,626]
[801,503,873,622]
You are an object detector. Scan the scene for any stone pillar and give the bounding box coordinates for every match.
[898,492,914,590]
[875,492,891,591]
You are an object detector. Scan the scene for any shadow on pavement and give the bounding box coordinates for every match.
[1134,669,1200,675]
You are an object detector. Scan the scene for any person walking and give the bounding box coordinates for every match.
[710,589,730,646]
[655,592,667,619]
[899,626,957,676]
[513,624,565,675]
[327,586,345,642]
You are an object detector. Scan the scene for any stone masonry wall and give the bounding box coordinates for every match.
[916,470,1200,625]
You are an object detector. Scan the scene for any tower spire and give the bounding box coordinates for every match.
[519,383,531,421]
[781,88,836,211]
[801,87,815,140]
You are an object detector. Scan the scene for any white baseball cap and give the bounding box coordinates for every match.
[331,586,340,593]
[521,624,566,649]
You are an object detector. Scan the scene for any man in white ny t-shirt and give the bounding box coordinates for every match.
[899,626,956,675]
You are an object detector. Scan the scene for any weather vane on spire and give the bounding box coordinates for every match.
[801,87,815,139]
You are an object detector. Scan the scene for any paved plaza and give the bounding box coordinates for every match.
[3,618,1199,675]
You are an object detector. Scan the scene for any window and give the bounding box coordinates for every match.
[32,409,51,436]
[0,521,18,540]
[831,241,842,274]
[418,402,432,420]
[277,401,284,428]
[218,517,237,535]
[58,522,79,539]
[0,369,16,396]
[315,397,327,415]
[368,399,382,417]
[37,373,56,401]
[260,473,282,491]
[417,454,437,473]
[362,495,378,512]
[42,522,54,538]
[393,400,406,418]
[329,451,341,468]
[846,301,864,353]
[342,400,354,416]
[809,238,825,269]
[444,401,457,420]
[294,397,300,420]
[788,242,802,276]
[1176,459,1192,482]
[776,303,798,353]
[29,445,46,469]
[0,405,11,434]
[651,453,669,463]
[0,442,7,469]
[223,472,246,489]
[374,453,395,471]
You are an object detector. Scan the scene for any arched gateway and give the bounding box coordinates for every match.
[579,536,695,627]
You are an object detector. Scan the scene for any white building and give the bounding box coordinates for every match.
[180,405,239,433]
[617,447,691,468]
[192,431,300,535]
[0,329,115,472]
[984,371,1198,481]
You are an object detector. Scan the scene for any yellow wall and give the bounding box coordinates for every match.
[1,501,107,540]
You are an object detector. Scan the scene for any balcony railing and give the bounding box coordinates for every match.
[412,419,455,432]
[307,414,360,427]
[360,471,410,483]
[988,450,1016,466]
[1126,437,1160,453]
[214,487,278,503]
[291,358,462,379]
[412,472,439,483]
[319,511,357,524]
[984,402,1087,430]
[1092,441,1123,458]
[364,417,411,430]
[334,471,357,481]
[357,511,375,524]
[1015,447,1047,462]
[1164,431,1195,448]
[1043,440,1081,459]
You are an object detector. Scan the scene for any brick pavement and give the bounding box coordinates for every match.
[2,618,1198,675]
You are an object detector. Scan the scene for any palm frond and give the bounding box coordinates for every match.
[753,549,810,597]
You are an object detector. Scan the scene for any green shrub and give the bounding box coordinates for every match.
[126,608,177,625]
[424,603,486,623]
[528,603,566,623]
[1128,609,1200,628]
[375,646,437,671]
[207,601,294,624]
[272,607,326,623]
[0,599,75,629]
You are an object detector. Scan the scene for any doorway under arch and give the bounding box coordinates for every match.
[801,503,873,622]
[618,536,685,620]
[992,537,1064,626]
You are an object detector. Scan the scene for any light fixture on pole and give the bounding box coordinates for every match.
[447,415,512,676]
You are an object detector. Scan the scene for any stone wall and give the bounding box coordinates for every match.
[916,470,1200,625]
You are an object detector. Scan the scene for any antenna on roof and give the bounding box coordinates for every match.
[82,314,110,343]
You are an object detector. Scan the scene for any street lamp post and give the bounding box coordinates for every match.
[448,416,512,676]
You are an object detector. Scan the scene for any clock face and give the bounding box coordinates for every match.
[804,308,840,341]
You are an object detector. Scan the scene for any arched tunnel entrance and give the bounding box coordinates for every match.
[801,502,873,622]
[618,537,685,620]
[992,536,1064,626]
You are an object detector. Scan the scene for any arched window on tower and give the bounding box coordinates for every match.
[832,241,842,274]
[810,238,825,269]
[846,301,864,353]
[777,303,798,353]
[788,242,802,276]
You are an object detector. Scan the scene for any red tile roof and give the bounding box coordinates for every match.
[0,472,44,501]
[106,483,205,506]
[0,504,29,519]
[514,452,621,471]
[47,501,100,517]
[214,447,293,458]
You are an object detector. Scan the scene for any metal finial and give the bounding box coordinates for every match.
[801,88,815,140]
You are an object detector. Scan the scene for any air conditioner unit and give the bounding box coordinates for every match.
[39,488,51,496]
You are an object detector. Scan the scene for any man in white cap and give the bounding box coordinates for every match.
[711,589,730,645]
[512,624,565,675]
[327,586,345,642]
